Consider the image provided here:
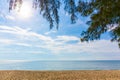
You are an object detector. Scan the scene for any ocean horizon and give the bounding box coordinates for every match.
[0,60,120,70]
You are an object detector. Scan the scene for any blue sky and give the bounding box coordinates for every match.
[0,0,120,61]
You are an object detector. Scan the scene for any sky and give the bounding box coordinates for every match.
[0,0,120,61]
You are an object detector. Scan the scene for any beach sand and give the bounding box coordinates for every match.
[0,70,120,80]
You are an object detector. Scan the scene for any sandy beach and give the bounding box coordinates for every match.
[0,70,120,80]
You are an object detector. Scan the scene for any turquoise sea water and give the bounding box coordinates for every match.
[0,60,120,70]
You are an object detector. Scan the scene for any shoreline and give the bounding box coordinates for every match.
[0,70,120,80]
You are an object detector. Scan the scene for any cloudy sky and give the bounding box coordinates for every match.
[0,0,120,61]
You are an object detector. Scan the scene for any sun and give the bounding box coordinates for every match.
[17,1,32,19]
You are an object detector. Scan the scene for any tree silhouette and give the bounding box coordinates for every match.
[7,0,120,47]
[77,0,120,47]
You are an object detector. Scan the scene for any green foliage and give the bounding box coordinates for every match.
[9,0,60,29]
[8,0,120,47]
[77,0,120,47]
[38,0,60,29]
[9,0,23,11]
[64,0,77,23]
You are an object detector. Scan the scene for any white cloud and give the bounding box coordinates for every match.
[5,15,15,20]
[44,30,57,35]
[55,36,79,42]
[107,24,118,32]
[0,25,52,41]
[0,60,28,64]
[0,39,14,44]
[0,25,120,55]
[14,43,31,47]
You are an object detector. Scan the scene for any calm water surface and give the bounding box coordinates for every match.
[0,60,120,70]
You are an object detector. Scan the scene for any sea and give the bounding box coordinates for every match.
[0,60,120,70]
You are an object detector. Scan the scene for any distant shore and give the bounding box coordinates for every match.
[0,70,120,80]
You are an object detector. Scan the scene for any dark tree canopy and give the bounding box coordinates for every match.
[78,0,120,48]
[7,0,120,47]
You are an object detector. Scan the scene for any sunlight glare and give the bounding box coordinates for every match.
[18,1,32,19]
